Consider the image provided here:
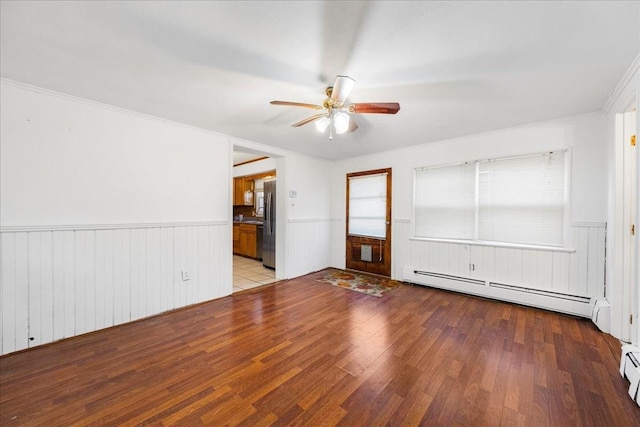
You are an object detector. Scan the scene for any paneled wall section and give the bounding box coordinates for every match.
[285,219,332,279]
[403,223,606,316]
[0,222,231,355]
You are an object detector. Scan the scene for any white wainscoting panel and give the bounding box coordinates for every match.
[329,218,346,270]
[0,222,231,355]
[404,223,606,317]
[286,219,332,279]
[393,220,412,280]
[570,223,607,298]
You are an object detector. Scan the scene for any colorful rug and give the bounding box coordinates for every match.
[317,269,400,297]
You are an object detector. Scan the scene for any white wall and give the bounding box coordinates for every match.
[329,113,608,316]
[1,81,229,226]
[281,153,333,278]
[284,153,332,221]
[0,80,234,355]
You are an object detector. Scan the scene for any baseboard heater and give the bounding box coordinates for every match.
[407,267,592,317]
[620,345,640,406]
[489,282,590,303]
[410,270,589,303]
[413,270,485,286]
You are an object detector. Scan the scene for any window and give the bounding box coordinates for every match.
[348,172,388,239]
[414,151,567,247]
[414,162,476,240]
[254,190,264,216]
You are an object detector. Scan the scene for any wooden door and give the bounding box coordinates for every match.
[345,168,392,277]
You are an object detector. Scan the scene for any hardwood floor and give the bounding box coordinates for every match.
[1,269,638,426]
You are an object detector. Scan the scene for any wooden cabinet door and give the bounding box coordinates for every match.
[243,179,254,206]
[239,224,257,258]
[246,227,256,258]
[233,178,245,206]
[233,224,241,254]
[233,171,276,206]
[233,177,255,206]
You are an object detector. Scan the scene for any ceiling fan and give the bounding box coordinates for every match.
[270,75,400,140]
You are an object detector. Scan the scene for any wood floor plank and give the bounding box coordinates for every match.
[532,383,551,426]
[1,269,639,426]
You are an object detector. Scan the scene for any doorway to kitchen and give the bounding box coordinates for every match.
[232,148,278,292]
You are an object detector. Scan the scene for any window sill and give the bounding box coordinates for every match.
[409,237,575,253]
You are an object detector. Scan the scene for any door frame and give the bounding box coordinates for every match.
[621,109,637,343]
[613,105,638,343]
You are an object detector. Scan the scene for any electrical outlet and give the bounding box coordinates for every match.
[181,270,191,281]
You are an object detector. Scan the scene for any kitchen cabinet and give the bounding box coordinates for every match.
[232,171,276,207]
[239,224,257,258]
[233,223,258,258]
[233,177,254,206]
[233,223,240,247]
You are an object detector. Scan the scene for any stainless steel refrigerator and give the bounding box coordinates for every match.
[263,179,276,269]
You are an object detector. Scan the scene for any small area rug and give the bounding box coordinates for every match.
[317,268,400,297]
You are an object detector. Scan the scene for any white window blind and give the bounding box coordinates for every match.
[414,163,476,240]
[478,152,565,246]
[348,173,387,239]
[414,151,567,247]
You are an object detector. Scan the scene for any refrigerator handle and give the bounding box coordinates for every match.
[269,192,274,234]
[266,192,272,235]
[269,192,274,235]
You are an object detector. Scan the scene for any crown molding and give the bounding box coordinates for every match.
[602,53,640,113]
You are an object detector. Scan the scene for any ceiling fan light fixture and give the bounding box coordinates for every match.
[269,75,400,138]
[315,115,331,133]
[333,111,350,134]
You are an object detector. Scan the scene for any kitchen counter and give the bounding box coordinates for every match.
[233,220,263,225]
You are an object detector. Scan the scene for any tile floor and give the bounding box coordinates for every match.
[233,255,277,293]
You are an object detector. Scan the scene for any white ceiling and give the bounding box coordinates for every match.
[1,1,639,160]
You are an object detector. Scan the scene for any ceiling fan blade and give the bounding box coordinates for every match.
[348,103,401,114]
[291,113,328,127]
[270,100,324,110]
[330,75,356,105]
